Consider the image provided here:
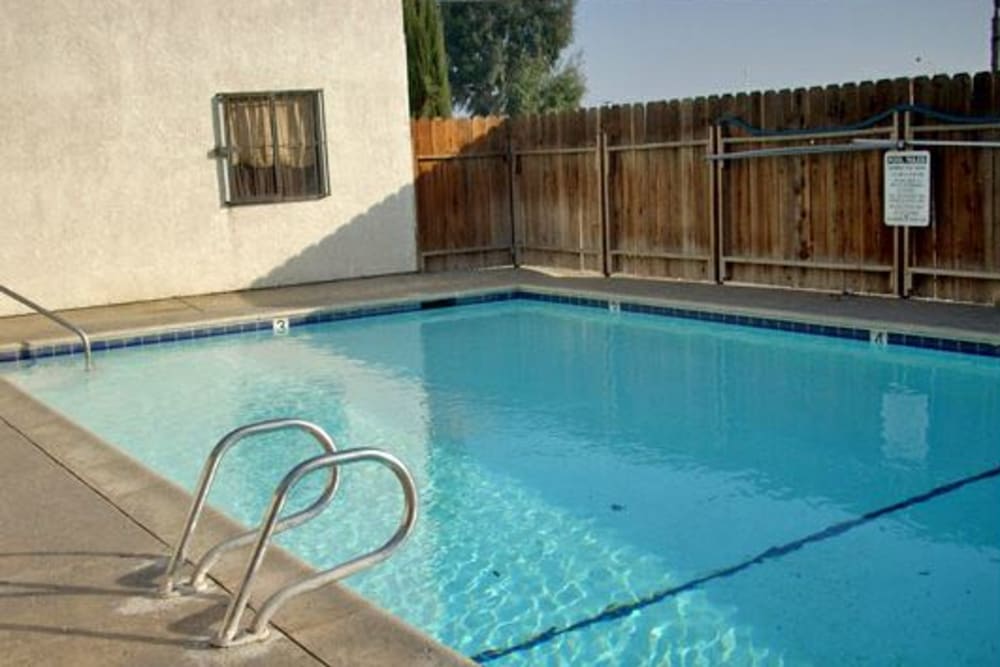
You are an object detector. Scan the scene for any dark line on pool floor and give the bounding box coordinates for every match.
[470,464,1000,663]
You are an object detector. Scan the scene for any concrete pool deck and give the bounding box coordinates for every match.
[1,268,998,352]
[1,268,998,666]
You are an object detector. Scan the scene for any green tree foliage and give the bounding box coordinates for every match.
[404,0,452,118]
[441,0,586,116]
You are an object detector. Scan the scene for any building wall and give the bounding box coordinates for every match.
[0,0,417,316]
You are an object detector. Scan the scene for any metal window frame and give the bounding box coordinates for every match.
[215,89,330,206]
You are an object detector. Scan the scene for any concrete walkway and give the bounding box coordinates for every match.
[0,268,997,666]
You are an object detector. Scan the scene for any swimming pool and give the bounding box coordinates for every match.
[3,297,998,665]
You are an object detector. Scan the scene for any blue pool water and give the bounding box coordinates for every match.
[3,301,999,665]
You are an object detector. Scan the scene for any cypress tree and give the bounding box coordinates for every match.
[403,0,452,118]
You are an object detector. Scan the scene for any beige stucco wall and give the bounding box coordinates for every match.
[0,0,417,317]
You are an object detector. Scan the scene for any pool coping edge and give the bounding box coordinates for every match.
[1,284,997,365]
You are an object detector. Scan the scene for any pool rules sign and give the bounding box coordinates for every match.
[884,151,931,226]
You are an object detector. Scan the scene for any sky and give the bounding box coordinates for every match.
[570,0,995,107]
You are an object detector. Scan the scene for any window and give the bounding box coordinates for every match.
[215,90,329,205]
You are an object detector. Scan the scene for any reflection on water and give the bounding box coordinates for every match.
[881,384,929,465]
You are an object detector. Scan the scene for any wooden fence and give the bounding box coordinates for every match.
[412,71,1000,303]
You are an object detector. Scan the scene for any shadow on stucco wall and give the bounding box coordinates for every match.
[247,184,417,290]
[243,117,514,300]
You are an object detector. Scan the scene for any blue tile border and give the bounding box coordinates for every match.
[1,289,997,365]
[513,289,996,357]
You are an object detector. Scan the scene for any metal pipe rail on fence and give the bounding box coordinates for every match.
[213,447,418,647]
[0,284,93,370]
[160,419,340,596]
[907,139,1000,148]
[706,139,898,161]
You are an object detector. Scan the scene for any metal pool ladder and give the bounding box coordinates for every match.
[0,284,93,370]
[160,418,418,648]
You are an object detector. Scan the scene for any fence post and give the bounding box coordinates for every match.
[897,83,918,299]
[901,108,915,298]
[506,120,519,268]
[707,124,718,283]
[713,123,726,284]
[599,128,611,277]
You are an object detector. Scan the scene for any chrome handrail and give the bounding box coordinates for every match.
[212,447,418,648]
[160,419,341,596]
[0,284,93,370]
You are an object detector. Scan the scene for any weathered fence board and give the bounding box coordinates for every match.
[411,71,999,304]
[510,109,604,272]
[907,73,1000,303]
[412,117,511,271]
[604,97,714,281]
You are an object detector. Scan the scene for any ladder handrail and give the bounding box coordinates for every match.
[160,419,341,596]
[0,284,93,370]
[212,447,418,647]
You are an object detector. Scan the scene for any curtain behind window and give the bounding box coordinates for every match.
[274,94,320,197]
[224,93,322,202]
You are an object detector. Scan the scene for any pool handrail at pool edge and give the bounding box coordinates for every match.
[0,284,93,370]
[159,418,341,597]
[213,447,419,648]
